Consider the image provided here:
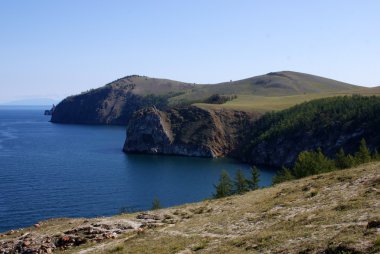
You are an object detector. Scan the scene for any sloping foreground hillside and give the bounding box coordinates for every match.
[1,163,379,253]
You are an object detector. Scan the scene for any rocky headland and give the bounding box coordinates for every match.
[123,106,256,158]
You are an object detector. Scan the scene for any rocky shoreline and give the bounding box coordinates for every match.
[0,206,213,254]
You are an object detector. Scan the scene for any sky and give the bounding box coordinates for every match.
[0,0,379,103]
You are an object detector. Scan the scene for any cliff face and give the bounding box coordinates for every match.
[124,106,255,157]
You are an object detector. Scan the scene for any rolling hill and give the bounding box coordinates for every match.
[51,71,366,125]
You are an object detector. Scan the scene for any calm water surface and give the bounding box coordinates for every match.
[0,106,276,232]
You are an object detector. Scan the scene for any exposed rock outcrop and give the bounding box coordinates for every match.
[124,106,256,158]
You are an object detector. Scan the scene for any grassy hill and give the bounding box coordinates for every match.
[103,75,194,96]
[173,71,361,102]
[1,162,379,253]
[52,71,369,125]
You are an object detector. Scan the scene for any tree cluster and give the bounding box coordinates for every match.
[213,166,260,199]
[204,94,237,104]
[273,138,379,184]
[243,95,380,159]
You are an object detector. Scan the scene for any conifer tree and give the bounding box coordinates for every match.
[293,148,335,178]
[234,169,249,194]
[355,138,371,164]
[213,170,233,198]
[151,197,161,210]
[248,166,260,190]
[335,148,354,169]
[272,167,294,184]
[372,148,380,161]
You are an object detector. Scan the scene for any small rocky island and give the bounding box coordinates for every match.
[44,105,55,116]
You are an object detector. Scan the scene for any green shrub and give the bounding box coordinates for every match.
[151,197,161,210]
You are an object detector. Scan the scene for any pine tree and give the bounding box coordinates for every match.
[213,170,233,198]
[151,197,161,210]
[272,167,294,184]
[293,148,335,178]
[234,169,249,194]
[355,138,371,164]
[335,148,354,169]
[372,148,380,161]
[248,166,260,190]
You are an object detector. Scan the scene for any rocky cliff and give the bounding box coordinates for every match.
[123,106,255,157]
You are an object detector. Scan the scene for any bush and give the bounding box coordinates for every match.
[204,94,237,104]
[151,197,161,210]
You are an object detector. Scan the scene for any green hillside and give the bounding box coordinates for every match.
[52,71,369,125]
[169,71,362,104]
[241,95,380,167]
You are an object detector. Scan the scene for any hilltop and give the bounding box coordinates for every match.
[1,162,379,253]
[50,71,365,125]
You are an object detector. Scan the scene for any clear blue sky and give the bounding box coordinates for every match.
[0,0,379,102]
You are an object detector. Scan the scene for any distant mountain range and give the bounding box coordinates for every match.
[1,98,59,106]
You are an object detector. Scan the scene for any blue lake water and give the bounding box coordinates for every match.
[0,106,276,232]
